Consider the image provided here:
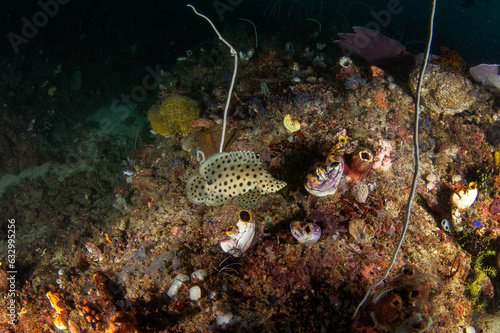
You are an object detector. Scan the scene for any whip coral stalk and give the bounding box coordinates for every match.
[187,4,238,153]
[353,0,437,320]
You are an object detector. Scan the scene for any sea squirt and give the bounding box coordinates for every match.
[290,221,321,246]
[305,136,347,197]
[220,210,255,257]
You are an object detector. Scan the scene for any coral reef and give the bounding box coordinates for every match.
[3,14,500,333]
[147,94,200,136]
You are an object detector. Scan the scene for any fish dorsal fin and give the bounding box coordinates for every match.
[200,151,262,181]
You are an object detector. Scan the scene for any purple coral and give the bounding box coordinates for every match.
[334,26,415,76]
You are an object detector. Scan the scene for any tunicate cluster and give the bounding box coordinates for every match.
[167,274,189,298]
[305,136,347,197]
[441,219,452,232]
[212,300,234,326]
[450,182,478,231]
[220,210,256,257]
[167,269,208,301]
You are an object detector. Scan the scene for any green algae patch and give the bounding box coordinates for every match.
[147,95,201,136]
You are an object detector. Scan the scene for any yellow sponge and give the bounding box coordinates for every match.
[147,95,200,136]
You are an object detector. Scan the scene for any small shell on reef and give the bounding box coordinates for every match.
[189,286,202,301]
[283,114,301,133]
[352,182,369,203]
[85,242,103,262]
[191,118,215,129]
[426,173,437,182]
[191,269,207,281]
[451,182,478,209]
[167,274,190,298]
[348,219,375,244]
[290,221,321,246]
[220,210,255,257]
[67,320,81,333]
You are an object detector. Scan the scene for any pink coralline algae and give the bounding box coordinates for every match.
[489,197,500,215]
[372,139,393,171]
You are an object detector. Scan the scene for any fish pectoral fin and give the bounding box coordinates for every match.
[237,188,262,210]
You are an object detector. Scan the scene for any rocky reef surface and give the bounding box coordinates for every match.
[1,35,500,333]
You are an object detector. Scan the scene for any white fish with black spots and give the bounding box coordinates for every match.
[186,151,286,209]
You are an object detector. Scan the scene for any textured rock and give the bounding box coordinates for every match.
[409,63,476,115]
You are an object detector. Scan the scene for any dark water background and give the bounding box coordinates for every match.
[0,0,497,141]
[1,0,497,65]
